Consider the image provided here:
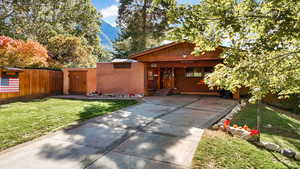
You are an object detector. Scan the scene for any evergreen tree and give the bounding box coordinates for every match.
[114,0,171,58]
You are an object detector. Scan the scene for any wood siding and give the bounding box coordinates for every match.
[0,69,63,102]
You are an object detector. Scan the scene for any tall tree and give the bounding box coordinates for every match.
[114,0,171,58]
[0,0,104,63]
[47,35,96,68]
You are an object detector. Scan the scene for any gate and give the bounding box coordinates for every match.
[69,71,87,94]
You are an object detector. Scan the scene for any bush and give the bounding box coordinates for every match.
[0,36,49,67]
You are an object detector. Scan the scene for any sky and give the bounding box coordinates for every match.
[92,0,199,26]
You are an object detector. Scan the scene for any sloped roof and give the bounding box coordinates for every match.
[129,41,225,62]
[129,42,181,59]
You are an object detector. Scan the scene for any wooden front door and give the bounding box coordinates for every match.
[69,71,87,94]
[161,68,173,89]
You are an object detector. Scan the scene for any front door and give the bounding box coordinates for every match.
[161,68,173,89]
[69,71,87,94]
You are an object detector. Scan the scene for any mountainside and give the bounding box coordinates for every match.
[100,20,119,50]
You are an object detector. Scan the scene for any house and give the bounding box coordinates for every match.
[97,42,240,98]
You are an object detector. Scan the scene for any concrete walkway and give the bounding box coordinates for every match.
[0,95,237,169]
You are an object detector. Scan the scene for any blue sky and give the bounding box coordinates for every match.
[92,0,199,26]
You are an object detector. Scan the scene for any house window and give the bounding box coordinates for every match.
[113,63,131,69]
[185,67,203,77]
[148,71,154,80]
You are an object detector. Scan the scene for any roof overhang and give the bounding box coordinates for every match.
[129,42,181,59]
[129,41,225,62]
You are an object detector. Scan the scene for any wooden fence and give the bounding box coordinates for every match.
[0,69,63,101]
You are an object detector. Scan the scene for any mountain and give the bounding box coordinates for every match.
[100,20,119,50]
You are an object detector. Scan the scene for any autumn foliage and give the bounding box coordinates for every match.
[0,36,49,67]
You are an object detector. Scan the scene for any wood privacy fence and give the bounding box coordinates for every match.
[0,69,63,101]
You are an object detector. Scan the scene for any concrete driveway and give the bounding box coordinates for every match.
[0,95,237,169]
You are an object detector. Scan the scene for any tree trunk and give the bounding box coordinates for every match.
[256,100,262,142]
[141,0,148,48]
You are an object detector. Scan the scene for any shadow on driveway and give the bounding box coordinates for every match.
[0,95,237,169]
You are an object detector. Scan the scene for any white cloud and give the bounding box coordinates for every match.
[101,5,118,18]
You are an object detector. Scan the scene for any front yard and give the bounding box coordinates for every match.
[0,98,137,151]
[193,104,300,169]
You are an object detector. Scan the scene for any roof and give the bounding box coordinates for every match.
[129,41,225,61]
[129,42,181,59]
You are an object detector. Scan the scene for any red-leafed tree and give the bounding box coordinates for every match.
[0,36,49,67]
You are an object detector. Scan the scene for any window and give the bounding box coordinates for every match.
[148,71,154,80]
[185,67,203,77]
[185,67,214,78]
[113,63,131,69]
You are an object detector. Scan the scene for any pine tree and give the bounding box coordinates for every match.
[113,0,171,58]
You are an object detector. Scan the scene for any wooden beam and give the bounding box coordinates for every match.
[171,67,175,89]
[146,61,222,68]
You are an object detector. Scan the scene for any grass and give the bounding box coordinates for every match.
[0,98,137,151]
[192,104,300,169]
[232,104,300,153]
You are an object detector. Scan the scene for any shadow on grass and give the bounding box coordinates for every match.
[79,102,127,121]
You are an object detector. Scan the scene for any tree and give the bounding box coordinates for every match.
[169,0,300,102]
[0,0,104,60]
[0,36,49,67]
[47,35,96,68]
[114,0,171,57]
[152,0,176,6]
[168,0,300,138]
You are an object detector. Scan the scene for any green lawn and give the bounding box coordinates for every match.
[0,98,137,151]
[192,104,300,169]
[232,104,300,153]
